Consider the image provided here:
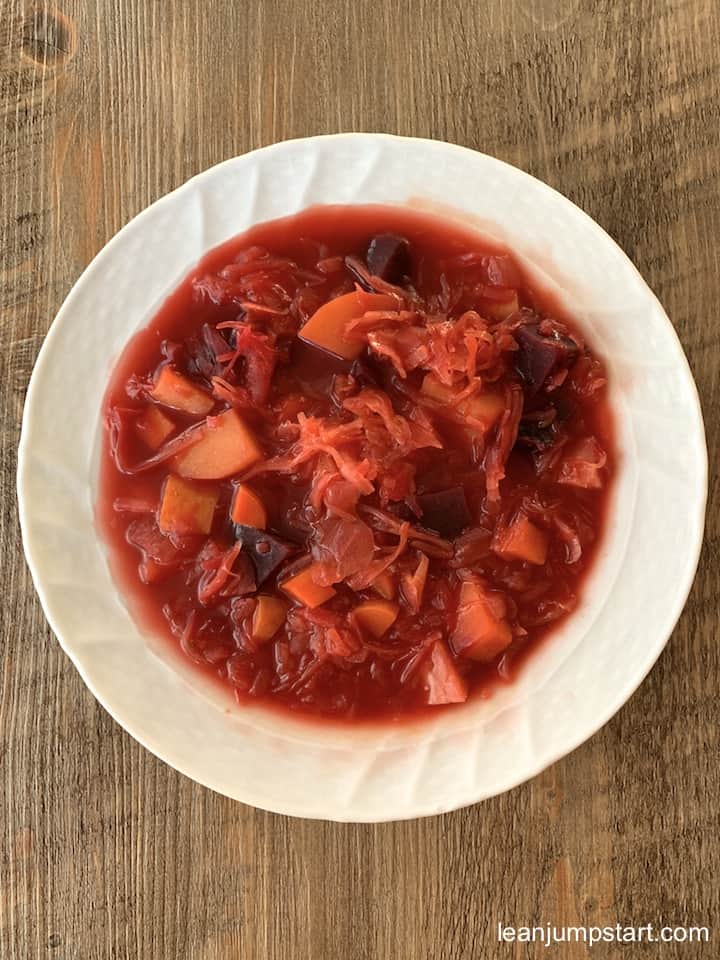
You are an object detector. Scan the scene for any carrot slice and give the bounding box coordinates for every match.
[135,406,175,450]
[280,562,336,608]
[353,599,399,638]
[371,570,396,600]
[150,366,214,415]
[230,483,267,529]
[252,595,288,642]
[451,578,513,662]
[492,514,548,565]
[299,289,397,359]
[424,640,468,705]
[174,409,263,480]
[158,475,218,536]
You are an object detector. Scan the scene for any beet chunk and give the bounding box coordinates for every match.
[233,525,296,584]
[417,486,471,538]
[366,234,411,283]
[514,325,578,398]
[185,324,231,380]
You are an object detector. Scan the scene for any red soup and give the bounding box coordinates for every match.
[99,205,615,721]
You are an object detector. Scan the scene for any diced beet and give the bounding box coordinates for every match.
[160,326,231,382]
[160,339,185,366]
[205,322,232,363]
[344,255,376,291]
[366,234,411,283]
[234,524,296,584]
[514,325,578,398]
[349,356,381,388]
[417,486,471,538]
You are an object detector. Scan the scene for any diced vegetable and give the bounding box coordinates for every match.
[150,365,214,415]
[417,487,471,538]
[514,324,578,398]
[234,525,295,585]
[174,409,262,480]
[231,483,267,528]
[465,391,506,429]
[298,289,397,359]
[492,513,548,565]
[420,374,505,431]
[352,599,399,638]
[135,406,175,450]
[252,595,288,642]
[451,578,513,662]
[281,562,337,608]
[158,475,218,536]
[424,640,468,705]
[366,234,410,282]
[371,570,396,600]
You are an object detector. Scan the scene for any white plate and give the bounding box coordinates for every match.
[17,134,707,821]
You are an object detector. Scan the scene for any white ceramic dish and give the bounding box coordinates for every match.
[18,134,707,821]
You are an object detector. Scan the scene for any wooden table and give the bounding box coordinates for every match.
[1,2,718,957]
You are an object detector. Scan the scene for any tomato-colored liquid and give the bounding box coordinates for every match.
[98,205,615,722]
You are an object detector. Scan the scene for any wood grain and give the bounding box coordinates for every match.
[1,1,718,957]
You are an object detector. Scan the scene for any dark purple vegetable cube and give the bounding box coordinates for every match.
[349,356,381,387]
[179,324,231,381]
[366,234,411,283]
[514,325,578,398]
[233,525,296,584]
[417,486,471,538]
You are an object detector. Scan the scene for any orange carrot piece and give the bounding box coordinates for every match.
[174,409,263,480]
[424,640,468,705]
[299,290,397,359]
[252,595,288,642]
[280,562,337,608]
[371,570,397,600]
[451,578,513,662]
[158,475,218,536]
[352,599,399,638]
[230,483,267,528]
[150,366,214,415]
[492,514,548,565]
[135,406,175,450]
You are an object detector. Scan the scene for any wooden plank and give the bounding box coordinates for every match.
[1,0,718,957]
